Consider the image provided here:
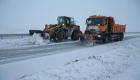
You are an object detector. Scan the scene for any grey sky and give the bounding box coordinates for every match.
[0,0,140,34]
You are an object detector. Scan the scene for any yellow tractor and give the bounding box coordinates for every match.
[29,16,82,42]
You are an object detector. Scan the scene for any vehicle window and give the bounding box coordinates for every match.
[86,18,104,25]
[70,18,75,25]
[66,19,70,24]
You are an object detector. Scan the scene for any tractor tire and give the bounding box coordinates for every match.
[53,29,65,42]
[71,30,80,40]
[52,32,57,42]
[64,30,68,40]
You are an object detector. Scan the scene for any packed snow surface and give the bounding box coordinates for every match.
[0,33,140,80]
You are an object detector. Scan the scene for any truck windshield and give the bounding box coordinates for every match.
[86,18,104,25]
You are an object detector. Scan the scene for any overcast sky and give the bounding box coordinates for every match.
[0,0,140,34]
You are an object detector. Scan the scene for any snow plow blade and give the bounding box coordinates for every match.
[29,30,43,35]
[80,34,96,46]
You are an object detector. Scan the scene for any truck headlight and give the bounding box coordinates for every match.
[97,35,101,37]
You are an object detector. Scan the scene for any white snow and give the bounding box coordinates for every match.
[112,63,140,80]
[0,33,140,80]
[28,33,46,45]
[0,33,49,50]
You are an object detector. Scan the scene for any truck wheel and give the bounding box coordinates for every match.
[71,30,80,40]
[102,35,109,43]
[120,33,124,41]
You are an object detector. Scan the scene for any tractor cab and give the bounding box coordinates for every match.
[57,16,75,29]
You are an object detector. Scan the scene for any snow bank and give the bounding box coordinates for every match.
[113,63,140,80]
[0,33,49,49]
[18,36,140,80]
[0,37,31,49]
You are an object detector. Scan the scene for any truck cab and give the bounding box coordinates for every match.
[86,16,115,33]
[84,15,125,43]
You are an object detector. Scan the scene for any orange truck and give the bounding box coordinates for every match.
[82,15,126,43]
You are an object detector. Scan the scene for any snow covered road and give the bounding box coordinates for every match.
[0,41,85,64]
[0,33,140,80]
[0,33,140,64]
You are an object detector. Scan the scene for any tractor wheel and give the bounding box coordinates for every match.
[71,30,80,40]
[54,29,65,42]
[52,32,57,42]
[64,30,68,40]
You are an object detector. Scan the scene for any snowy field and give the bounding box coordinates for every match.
[0,33,140,80]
